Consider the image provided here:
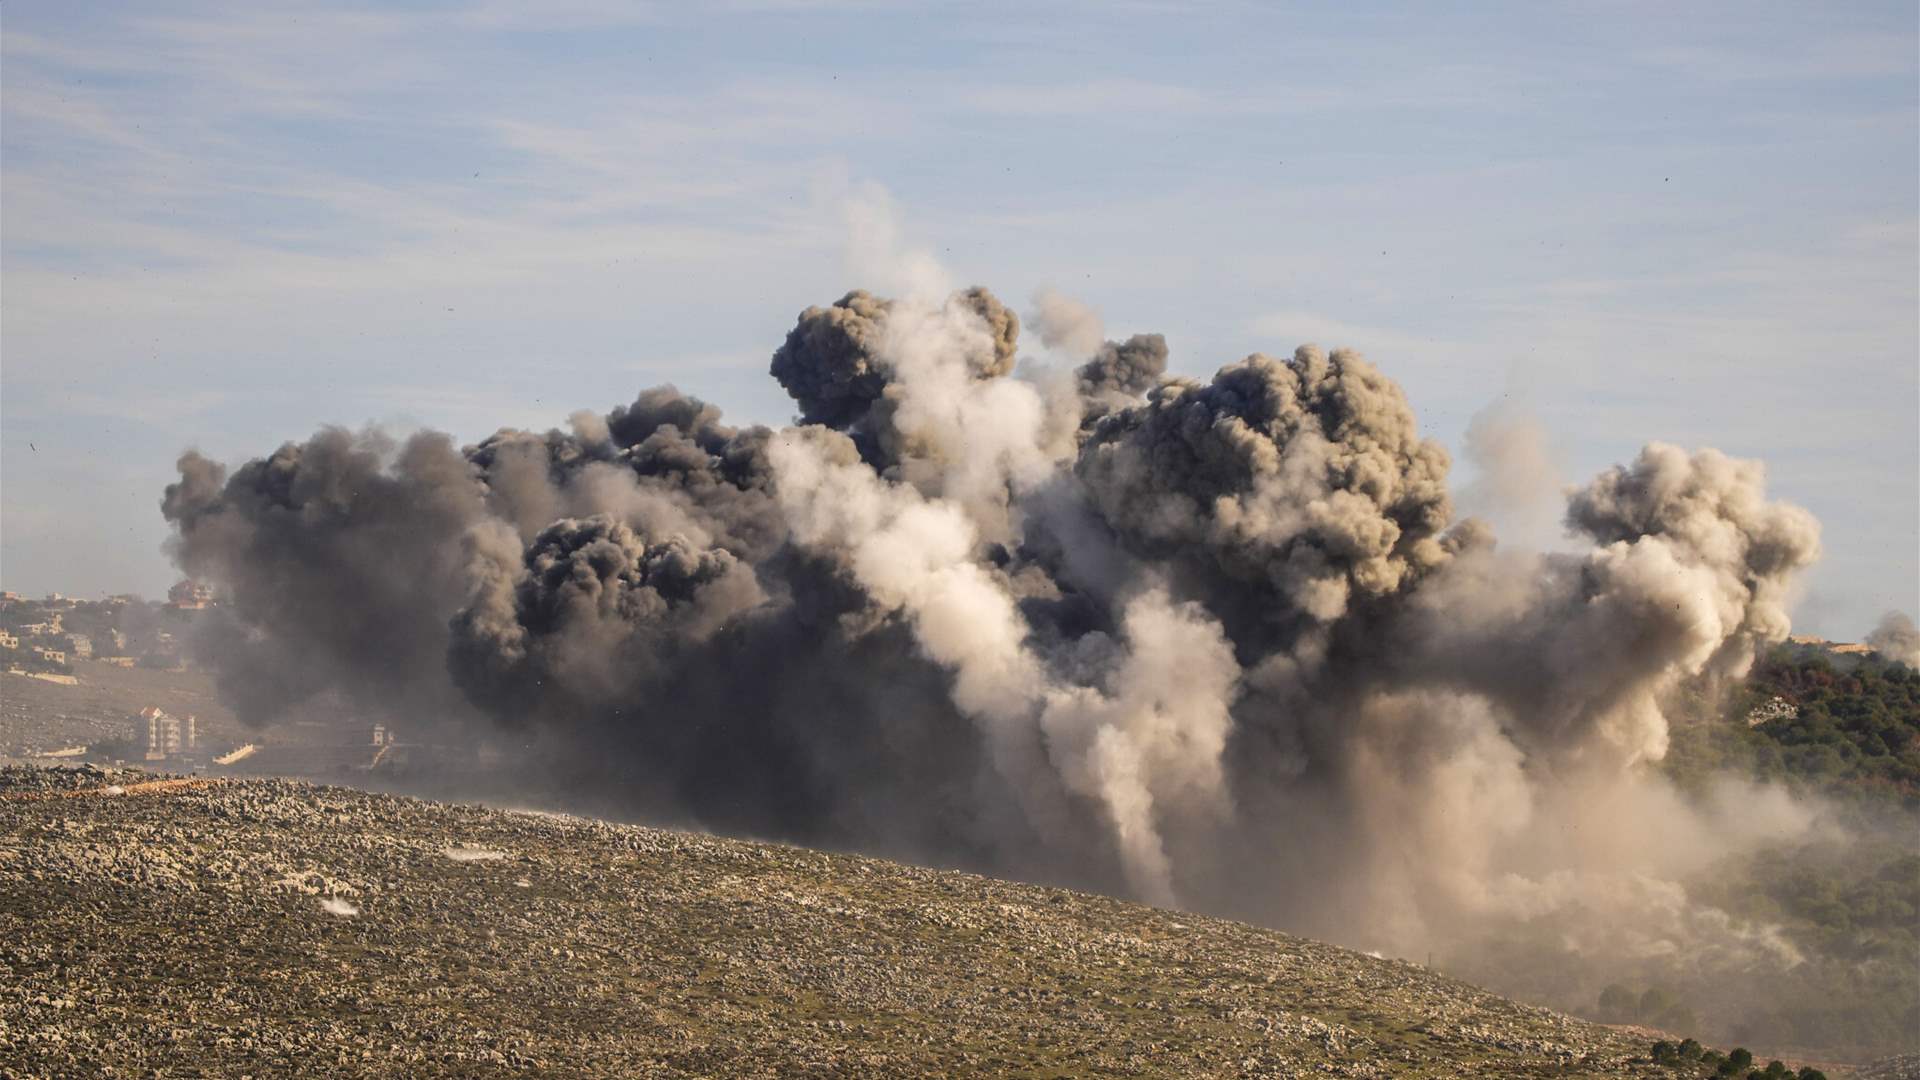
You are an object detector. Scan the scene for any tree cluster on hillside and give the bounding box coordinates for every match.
[1648,1038,1828,1080]
[1687,840,1919,1058]
[1652,649,1919,1059]
[1665,649,1920,807]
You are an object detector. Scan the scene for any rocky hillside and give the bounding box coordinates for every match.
[2,766,1683,1078]
[0,660,245,759]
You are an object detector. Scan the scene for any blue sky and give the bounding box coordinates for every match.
[2,1,1914,638]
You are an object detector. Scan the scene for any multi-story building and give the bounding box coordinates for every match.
[140,707,198,760]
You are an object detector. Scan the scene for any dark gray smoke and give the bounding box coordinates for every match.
[769,290,895,429]
[1074,333,1168,424]
[450,514,764,719]
[164,283,1833,1032]
[162,428,488,726]
[1075,345,1455,652]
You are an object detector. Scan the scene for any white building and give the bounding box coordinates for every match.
[141,707,198,760]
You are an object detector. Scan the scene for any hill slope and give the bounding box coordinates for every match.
[0,766,1692,1078]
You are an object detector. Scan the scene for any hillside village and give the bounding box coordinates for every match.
[0,584,211,682]
[0,588,526,795]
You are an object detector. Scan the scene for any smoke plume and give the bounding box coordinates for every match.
[164,281,1834,1036]
[1030,287,1106,359]
[1865,610,1920,667]
[1457,399,1565,550]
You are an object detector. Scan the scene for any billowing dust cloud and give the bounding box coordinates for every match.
[1866,610,1920,667]
[163,282,1830,1014]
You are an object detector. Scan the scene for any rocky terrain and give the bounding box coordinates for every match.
[0,765,1703,1078]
